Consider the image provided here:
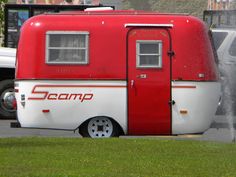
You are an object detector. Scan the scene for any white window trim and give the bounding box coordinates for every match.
[46,31,89,65]
[125,23,173,28]
[136,40,162,68]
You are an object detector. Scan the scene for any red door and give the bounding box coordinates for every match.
[128,28,172,135]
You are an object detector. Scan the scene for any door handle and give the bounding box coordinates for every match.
[131,80,135,88]
[168,100,176,105]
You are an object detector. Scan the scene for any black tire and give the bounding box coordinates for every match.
[0,80,16,119]
[79,117,121,138]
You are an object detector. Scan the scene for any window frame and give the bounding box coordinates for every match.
[212,31,228,50]
[45,31,89,65]
[136,40,163,69]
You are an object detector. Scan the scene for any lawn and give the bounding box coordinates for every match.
[0,137,236,177]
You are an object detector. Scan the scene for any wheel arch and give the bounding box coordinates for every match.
[78,116,125,136]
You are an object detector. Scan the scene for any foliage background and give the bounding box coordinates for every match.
[123,0,208,18]
[0,0,7,46]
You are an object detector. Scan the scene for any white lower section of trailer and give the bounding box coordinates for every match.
[15,80,221,135]
[172,81,221,134]
[15,80,128,133]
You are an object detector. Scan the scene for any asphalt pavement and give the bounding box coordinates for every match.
[0,116,236,143]
[0,119,80,138]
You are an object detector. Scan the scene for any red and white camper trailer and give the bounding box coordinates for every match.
[14,10,221,137]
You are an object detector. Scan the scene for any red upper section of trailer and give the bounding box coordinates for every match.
[16,10,219,81]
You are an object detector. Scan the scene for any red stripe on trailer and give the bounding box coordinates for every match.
[172,86,196,89]
[29,85,126,89]
[28,84,126,101]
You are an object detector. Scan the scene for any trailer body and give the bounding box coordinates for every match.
[15,11,221,137]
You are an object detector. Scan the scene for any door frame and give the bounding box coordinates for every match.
[125,24,174,134]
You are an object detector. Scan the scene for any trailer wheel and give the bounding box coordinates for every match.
[0,80,16,119]
[79,117,120,138]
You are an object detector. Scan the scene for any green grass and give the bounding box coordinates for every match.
[0,137,236,177]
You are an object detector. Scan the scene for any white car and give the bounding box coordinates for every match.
[211,28,236,115]
[0,47,16,119]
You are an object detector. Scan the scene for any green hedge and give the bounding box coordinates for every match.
[0,0,7,46]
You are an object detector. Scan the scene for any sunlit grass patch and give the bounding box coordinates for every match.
[0,137,236,177]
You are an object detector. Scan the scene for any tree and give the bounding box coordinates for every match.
[124,0,207,18]
[123,0,151,10]
[0,0,7,46]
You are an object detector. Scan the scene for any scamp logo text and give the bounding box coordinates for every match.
[28,85,93,102]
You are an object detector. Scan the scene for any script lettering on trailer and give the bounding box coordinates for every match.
[28,85,93,102]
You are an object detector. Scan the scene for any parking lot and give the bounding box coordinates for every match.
[0,119,80,138]
[0,115,236,143]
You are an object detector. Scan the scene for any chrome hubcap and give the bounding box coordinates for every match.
[88,117,113,138]
[1,88,15,112]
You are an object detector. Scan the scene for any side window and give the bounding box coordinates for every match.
[136,40,162,68]
[212,31,228,50]
[46,31,89,64]
[229,37,236,57]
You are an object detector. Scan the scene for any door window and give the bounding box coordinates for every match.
[136,40,162,68]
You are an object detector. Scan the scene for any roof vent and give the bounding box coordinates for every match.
[84,7,113,12]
